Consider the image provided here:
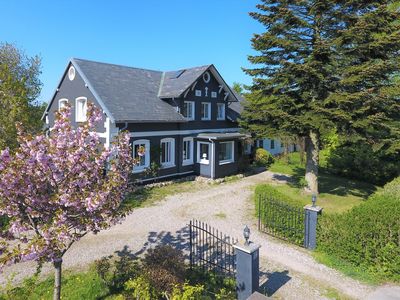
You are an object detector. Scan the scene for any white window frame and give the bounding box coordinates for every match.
[58,98,69,111]
[219,141,234,165]
[160,138,175,168]
[197,141,210,165]
[201,102,211,120]
[75,97,88,122]
[195,89,202,97]
[183,101,195,121]
[182,137,194,166]
[217,103,225,120]
[211,91,217,98]
[133,139,150,173]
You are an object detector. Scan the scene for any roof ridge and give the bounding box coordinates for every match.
[165,64,212,73]
[72,57,163,73]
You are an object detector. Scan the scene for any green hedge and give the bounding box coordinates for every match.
[318,177,400,281]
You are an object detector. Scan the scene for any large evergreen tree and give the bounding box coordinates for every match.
[241,0,400,193]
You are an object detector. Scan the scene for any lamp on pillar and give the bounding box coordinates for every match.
[312,194,317,207]
[243,225,250,246]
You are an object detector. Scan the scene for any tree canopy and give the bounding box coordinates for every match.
[0,43,46,150]
[240,0,400,193]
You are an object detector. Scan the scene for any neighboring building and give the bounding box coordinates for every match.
[43,58,249,181]
[256,138,297,156]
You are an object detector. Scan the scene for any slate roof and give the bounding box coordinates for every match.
[73,58,186,123]
[226,91,244,122]
[159,65,211,98]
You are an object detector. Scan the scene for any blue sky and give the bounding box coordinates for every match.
[1,0,263,103]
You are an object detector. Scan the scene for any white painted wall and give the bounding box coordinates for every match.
[256,138,297,155]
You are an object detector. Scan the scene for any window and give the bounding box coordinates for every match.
[160,138,175,168]
[59,99,68,111]
[219,141,234,164]
[68,66,76,81]
[244,141,252,154]
[133,139,150,172]
[257,140,264,148]
[211,91,217,98]
[183,101,195,120]
[195,90,202,97]
[270,139,275,149]
[182,137,193,165]
[197,142,210,164]
[75,97,87,122]
[217,103,225,120]
[201,102,211,120]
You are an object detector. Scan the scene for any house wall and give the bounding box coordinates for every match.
[46,63,107,134]
[257,138,296,155]
[177,71,237,130]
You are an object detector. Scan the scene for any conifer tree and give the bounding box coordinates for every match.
[241,0,400,193]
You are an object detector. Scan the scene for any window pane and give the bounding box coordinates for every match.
[134,144,146,166]
[183,140,191,160]
[200,143,209,160]
[183,103,188,118]
[219,142,233,161]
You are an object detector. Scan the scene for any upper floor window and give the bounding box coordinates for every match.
[211,91,217,98]
[217,103,225,120]
[183,101,195,120]
[58,99,69,111]
[160,138,175,168]
[195,90,202,97]
[201,102,211,120]
[182,137,194,166]
[133,139,150,173]
[75,97,87,122]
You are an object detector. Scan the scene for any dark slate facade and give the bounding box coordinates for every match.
[43,58,247,181]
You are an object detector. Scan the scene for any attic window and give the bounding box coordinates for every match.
[203,71,210,83]
[68,66,76,81]
[173,70,185,78]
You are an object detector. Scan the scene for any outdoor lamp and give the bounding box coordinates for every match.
[243,225,250,246]
[312,194,317,207]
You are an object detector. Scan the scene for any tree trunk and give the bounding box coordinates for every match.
[53,258,62,300]
[298,137,305,165]
[305,131,320,194]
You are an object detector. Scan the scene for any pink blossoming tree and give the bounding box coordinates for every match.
[0,103,133,300]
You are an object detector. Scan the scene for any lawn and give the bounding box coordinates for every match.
[120,180,206,212]
[265,152,378,214]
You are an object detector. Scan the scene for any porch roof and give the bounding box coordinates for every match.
[196,132,248,141]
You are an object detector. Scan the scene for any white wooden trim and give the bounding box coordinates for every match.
[182,137,194,166]
[130,128,240,138]
[75,97,87,122]
[58,98,69,111]
[160,137,175,168]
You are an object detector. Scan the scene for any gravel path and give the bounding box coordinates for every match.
[2,171,399,299]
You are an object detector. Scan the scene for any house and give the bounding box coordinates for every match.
[256,139,297,156]
[43,58,249,181]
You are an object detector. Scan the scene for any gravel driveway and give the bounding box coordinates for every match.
[2,171,399,299]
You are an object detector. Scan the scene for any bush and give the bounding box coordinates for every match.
[318,177,400,281]
[326,141,400,185]
[254,148,275,168]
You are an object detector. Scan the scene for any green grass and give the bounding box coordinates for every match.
[214,212,227,219]
[0,269,110,300]
[120,180,206,212]
[313,251,381,285]
[265,152,378,214]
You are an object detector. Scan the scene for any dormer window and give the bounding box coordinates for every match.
[75,97,87,122]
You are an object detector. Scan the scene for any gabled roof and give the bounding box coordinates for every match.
[159,65,211,98]
[44,58,241,123]
[72,59,186,123]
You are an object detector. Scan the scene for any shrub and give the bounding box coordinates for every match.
[318,177,400,281]
[94,255,140,292]
[254,148,275,168]
[326,141,400,185]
